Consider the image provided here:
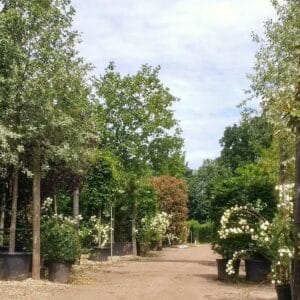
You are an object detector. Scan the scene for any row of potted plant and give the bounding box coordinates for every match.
[0,195,174,283]
[213,183,293,300]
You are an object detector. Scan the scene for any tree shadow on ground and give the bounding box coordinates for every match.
[141,259,216,266]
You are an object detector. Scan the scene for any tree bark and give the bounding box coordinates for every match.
[97,208,102,248]
[73,187,79,218]
[53,193,58,215]
[0,186,6,247]
[293,124,300,299]
[32,146,41,280]
[131,200,137,256]
[9,168,19,253]
[73,186,80,229]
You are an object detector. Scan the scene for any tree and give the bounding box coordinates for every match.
[0,0,91,279]
[187,159,230,223]
[211,163,277,225]
[220,116,272,172]
[151,176,188,241]
[249,1,300,297]
[94,63,183,254]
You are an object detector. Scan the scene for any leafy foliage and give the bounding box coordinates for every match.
[188,220,213,243]
[220,116,272,172]
[211,163,277,225]
[151,176,188,240]
[187,159,230,222]
[41,216,81,263]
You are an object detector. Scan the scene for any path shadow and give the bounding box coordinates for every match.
[146,259,209,264]
[198,260,216,267]
[141,259,216,266]
[193,273,218,282]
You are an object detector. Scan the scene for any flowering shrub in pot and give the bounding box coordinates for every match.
[41,214,81,283]
[212,237,244,281]
[270,184,293,300]
[83,216,111,261]
[218,202,273,282]
[137,212,170,254]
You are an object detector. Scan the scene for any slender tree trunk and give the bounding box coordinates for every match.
[9,168,19,253]
[131,200,137,256]
[73,186,80,232]
[0,187,6,247]
[97,208,102,248]
[32,146,41,280]
[279,145,288,186]
[53,193,58,215]
[293,124,300,299]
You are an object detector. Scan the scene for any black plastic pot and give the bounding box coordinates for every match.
[275,284,292,300]
[113,242,133,256]
[216,258,240,281]
[0,252,32,280]
[137,243,149,256]
[48,262,72,283]
[245,258,271,282]
[89,247,110,261]
[157,240,163,251]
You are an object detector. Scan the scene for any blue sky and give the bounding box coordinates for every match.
[71,0,276,170]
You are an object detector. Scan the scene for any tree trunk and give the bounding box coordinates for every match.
[53,194,58,215]
[0,186,6,247]
[293,124,300,299]
[9,168,19,253]
[131,200,137,256]
[73,186,80,231]
[97,208,102,248]
[73,187,79,219]
[32,146,41,280]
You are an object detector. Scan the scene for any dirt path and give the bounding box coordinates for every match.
[0,244,277,300]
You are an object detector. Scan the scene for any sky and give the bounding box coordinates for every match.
[71,0,276,170]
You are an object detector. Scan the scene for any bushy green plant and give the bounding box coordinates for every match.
[188,220,213,243]
[41,216,81,263]
[198,222,213,243]
[188,220,201,242]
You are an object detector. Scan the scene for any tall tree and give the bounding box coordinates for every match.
[249,1,300,297]
[187,159,230,222]
[0,0,91,278]
[94,63,183,254]
[220,116,272,172]
[151,176,188,241]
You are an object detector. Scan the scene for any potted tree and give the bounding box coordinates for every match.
[218,203,272,282]
[270,184,293,300]
[41,215,81,283]
[212,238,241,281]
[87,216,111,261]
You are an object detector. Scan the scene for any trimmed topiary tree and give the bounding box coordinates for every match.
[151,176,188,243]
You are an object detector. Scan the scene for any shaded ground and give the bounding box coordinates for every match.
[0,244,276,300]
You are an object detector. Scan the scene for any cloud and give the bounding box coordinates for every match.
[71,0,275,169]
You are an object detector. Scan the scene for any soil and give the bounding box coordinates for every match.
[0,244,277,300]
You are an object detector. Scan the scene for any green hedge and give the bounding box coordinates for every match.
[188,220,213,243]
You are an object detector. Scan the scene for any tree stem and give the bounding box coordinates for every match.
[9,167,18,253]
[32,146,41,280]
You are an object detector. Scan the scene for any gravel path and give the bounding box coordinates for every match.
[0,244,277,300]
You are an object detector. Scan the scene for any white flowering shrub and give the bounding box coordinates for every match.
[89,216,110,248]
[139,212,171,244]
[218,203,273,275]
[222,183,294,280]
[270,183,294,285]
[78,216,111,249]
